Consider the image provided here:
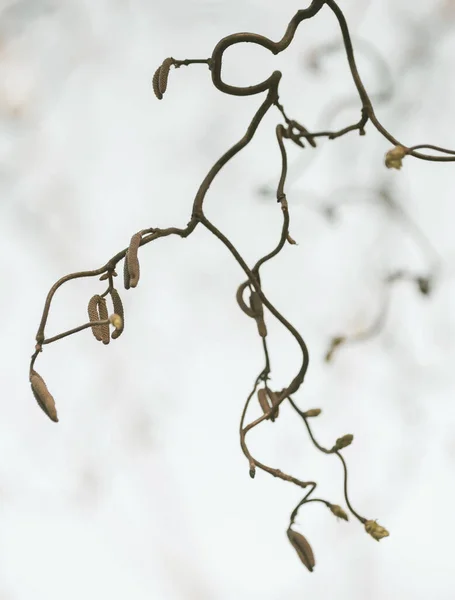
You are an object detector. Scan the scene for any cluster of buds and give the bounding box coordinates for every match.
[364,520,390,541]
[385,145,407,170]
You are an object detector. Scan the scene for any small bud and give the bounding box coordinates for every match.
[333,434,354,451]
[249,466,256,479]
[287,233,298,245]
[328,504,348,521]
[97,296,110,345]
[364,520,389,541]
[385,145,407,170]
[325,336,345,363]
[416,277,431,296]
[99,270,117,281]
[287,528,315,572]
[303,408,321,418]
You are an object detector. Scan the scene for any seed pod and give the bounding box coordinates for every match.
[329,504,348,521]
[266,389,280,421]
[109,288,124,339]
[287,528,315,572]
[152,66,163,100]
[159,57,174,95]
[30,370,58,422]
[127,232,142,288]
[88,295,102,341]
[97,296,110,345]
[123,253,131,290]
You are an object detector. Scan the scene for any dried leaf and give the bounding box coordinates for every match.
[127,232,142,288]
[30,370,58,422]
[287,528,315,572]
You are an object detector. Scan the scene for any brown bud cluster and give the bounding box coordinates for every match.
[364,520,389,541]
[287,528,315,572]
[30,370,58,422]
[385,145,407,170]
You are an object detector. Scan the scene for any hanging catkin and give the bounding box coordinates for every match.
[127,232,142,288]
[30,370,58,422]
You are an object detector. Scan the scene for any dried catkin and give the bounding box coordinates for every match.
[123,253,131,290]
[287,528,315,572]
[159,58,173,95]
[30,370,58,422]
[152,66,163,100]
[127,232,142,288]
[88,295,102,341]
[109,288,124,339]
[97,296,110,345]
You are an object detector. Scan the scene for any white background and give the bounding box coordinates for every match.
[1,0,455,598]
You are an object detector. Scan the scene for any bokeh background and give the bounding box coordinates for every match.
[2,0,455,598]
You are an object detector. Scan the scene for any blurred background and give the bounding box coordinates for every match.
[1,0,455,598]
